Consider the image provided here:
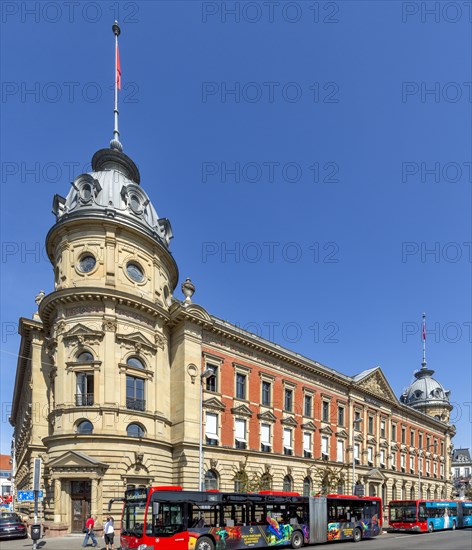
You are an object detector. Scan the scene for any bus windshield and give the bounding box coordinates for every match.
[389,502,417,522]
[121,499,146,537]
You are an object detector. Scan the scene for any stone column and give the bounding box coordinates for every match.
[91,478,99,516]
[53,479,62,523]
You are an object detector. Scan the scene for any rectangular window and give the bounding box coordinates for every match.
[284,389,293,412]
[354,443,360,463]
[322,401,330,422]
[261,381,271,406]
[391,423,397,442]
[235,418,247,449]
[283,428,293,456]
[76,372,94,406]
[455,468,460,477]
[410,456,414,472]
[206,364,218,392]
[367,447,373,464]
[426,460,430,474]
[401,427,406,444]
[338,406,345,426]
[441,464,444,477]
[380,420,386,438]
[465,467,470,477]
[401,454,406,469]
[410,430,415,446]
[434,462,437,475]
[303,432,312,458]
[205,413,218,446]
[426,435,431,448]
[391,452,396,467]
[304,394,312,417]
[261,423,271,452]
[321,436,329,458]
[419,433,423,449]
[336,440,344,462]
[354,410,361,422]
[441,441,444,455]
[236,373,246,400]
[419,457,422,473]
[368,416,374,435]
[380,449,385,466]
[126,375,145,411]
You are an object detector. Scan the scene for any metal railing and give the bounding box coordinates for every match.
[75,393,94,406]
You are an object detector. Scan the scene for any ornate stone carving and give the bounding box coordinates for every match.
[155,332,165,349]
[210,458,218,469]
[102,319,117,332]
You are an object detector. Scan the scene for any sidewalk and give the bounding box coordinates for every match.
[0,535,111,550]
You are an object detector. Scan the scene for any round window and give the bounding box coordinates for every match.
[129,194,141,213]
[127,356,145,369]
[78,255,96,273]
[126,262,144,282]
[81,183,92,201]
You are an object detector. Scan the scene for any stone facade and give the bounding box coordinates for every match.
[10,147,455,535]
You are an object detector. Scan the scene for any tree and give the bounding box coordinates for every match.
[232,457,272,493]
[312,464,348,495]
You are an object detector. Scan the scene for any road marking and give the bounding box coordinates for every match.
[393,531,452,539]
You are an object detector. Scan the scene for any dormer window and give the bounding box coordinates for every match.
[414,390,423,398]
[129,193,141,214]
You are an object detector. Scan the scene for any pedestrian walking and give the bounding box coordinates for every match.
[82,514,98,547]
[103,515,115,550]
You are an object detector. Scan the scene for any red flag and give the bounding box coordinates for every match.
[116,42,121,90]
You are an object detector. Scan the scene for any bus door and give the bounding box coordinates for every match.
[150,501,188,549]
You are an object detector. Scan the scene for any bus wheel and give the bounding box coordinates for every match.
[291,530,304,549]
[428,523,434,533]
[196,536,215,550]
[353,528,362,543]
[452,521,456,530]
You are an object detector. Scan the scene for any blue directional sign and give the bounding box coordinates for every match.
[17,491,43,501]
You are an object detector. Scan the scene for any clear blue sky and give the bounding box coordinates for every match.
[1,1,471,455]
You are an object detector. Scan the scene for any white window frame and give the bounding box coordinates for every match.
[380,449,385,466]
[235,418,247,443]
[321,436,329,458]
[367,446,373,463]
[336,440,344,462]
[261,423,271,449]
[354,443,360,462]
[283,428,293,453]
[205,412,218,441]
[303,432,312,453]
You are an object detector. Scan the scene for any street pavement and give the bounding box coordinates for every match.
[0,530,471,550]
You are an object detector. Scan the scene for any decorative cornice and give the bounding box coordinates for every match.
[231,404,253,417]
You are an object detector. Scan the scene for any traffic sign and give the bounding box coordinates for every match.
[17,491,43,501]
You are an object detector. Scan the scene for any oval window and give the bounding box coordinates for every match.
[81,183,92,201]
[129,194,141,213]
[126,262,144,283]
[78,255,96,273]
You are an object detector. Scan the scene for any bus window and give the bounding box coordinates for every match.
[151,502,184,537]
[222,503,249,526]
[189,504,219,528]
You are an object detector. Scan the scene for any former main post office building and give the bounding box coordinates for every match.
[11,144,455,535]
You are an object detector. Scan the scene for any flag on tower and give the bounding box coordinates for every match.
[116,41,121,90]
[422,316,426,340]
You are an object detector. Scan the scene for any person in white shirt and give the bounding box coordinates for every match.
[103,516,115,550]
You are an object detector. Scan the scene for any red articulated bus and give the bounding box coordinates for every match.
[111,486,382,549]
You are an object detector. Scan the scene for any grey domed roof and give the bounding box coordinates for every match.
[400,365,451,409]
[51,148,173,249]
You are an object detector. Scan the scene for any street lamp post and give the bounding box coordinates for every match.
[199,368,213,492]
[352,418,363,494]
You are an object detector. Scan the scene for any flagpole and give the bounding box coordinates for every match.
[111,20,122,151]
[422,312,426,368]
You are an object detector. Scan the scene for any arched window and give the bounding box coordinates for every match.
[426,488,430,500]
[77,351,94,362]
[127,423,145,438]
[303,477,312,497]
[127,356,145,370]
[434,487,438,499]
[410,485,415,500]
[337,481,345,494]
[392,485,397,501]
[382,484,387,505]
[76,420,93,434]
[204,470,218,491]
[282,475,293,492]
[260,473,272,491]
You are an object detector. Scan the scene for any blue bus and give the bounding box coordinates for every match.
[389,499,472,533]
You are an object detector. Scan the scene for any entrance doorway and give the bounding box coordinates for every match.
[71,480,91,533]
